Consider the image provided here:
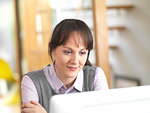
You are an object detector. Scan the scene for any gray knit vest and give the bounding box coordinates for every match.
[26,65,96,113]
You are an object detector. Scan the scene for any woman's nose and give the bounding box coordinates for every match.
[71,53,78,64]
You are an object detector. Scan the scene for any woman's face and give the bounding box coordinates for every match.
[52,32,88,83]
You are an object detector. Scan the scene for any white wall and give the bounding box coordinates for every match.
[0,0,16,72]
[107,0,150,86]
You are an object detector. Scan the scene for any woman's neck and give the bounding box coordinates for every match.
[54,64,76,89]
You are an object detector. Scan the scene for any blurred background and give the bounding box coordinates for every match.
[0,0,150,112]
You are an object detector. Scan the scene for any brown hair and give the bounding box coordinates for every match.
[48,19,93,66]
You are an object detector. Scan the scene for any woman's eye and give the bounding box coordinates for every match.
[80,51,86,55]
[63,51,72,55]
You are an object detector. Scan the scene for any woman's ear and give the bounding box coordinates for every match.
[51,50,56,62]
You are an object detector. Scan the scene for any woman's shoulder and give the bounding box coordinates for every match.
[83,65,97,71]
[83,65,104,74]
[25,65,50,77]
[25,69,43,78]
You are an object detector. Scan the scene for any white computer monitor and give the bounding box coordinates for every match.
[50,85,150,113]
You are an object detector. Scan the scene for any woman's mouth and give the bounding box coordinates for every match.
[67,66,77,71]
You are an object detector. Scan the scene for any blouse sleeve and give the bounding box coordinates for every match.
[21,75,39,103]
[94,67,109,91]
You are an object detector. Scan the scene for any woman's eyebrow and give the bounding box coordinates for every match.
[63,47,73,50]
[63,46,87,51]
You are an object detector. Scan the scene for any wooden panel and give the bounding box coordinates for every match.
[109,45,118,49]
[92,0,110,88]
[14,0,22,77]
[20,0,52,73]
[107,5,134,9]
[108,26,125,30]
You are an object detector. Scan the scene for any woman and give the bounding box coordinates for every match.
[21,19,108,113]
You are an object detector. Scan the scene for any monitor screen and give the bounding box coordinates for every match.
[50,85,150,113]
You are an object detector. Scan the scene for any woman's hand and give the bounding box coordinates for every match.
[21,100,47,113]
